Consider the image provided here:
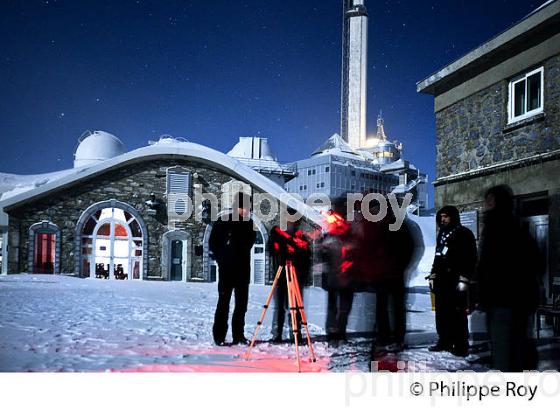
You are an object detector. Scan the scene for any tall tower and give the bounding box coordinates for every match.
[341,0,368,150]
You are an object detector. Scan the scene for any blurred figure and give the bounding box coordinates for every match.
[477,185,541,371]
[209,192,256,345]
[427,205,477,357]
[269,221,311,343]
[320,197,357,345]
[372,206,414,353]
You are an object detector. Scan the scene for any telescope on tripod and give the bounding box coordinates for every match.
[245,226,316,372]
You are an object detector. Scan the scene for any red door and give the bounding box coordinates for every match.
[34,233,56,273]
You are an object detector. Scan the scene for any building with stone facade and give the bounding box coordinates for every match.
[0,133,322,285]
[417,0,560,299]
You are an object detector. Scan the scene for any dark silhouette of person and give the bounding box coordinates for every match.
[476,185,541,371]
[372,207,415,353]
[269,221,311,343]
[209,193,256,345]
[427,205,477,356]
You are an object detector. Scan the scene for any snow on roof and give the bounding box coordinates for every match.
[311,133,363,159]
[0,141,325,226]
[0,168,77,201]
[330,158,381,173]
[380,158,407,172]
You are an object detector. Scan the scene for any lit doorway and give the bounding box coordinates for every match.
[80,207,143,280]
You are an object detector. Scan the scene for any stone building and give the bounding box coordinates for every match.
[417,0,560,299]
[0,132,322,284]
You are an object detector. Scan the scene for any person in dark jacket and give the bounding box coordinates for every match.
[269,221,311,343]
[427,205,477,356]
[476,185,541,371]
[209,193,257,345]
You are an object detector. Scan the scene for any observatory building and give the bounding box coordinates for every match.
[0,132,321,284]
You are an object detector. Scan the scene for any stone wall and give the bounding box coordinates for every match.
[435,54,560,179]
[434,53,560,285]
[6,158,295,279]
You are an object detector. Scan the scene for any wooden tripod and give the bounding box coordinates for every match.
[245,261,317,372]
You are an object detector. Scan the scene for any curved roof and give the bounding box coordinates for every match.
[0,169,77,201]
[1,141,325,226]
[74,130,126,168]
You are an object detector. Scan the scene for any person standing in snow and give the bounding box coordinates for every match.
[209,192,256,346]
[476,185,541,371]
[427,205,477,357]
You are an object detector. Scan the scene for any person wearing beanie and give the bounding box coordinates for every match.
[427,205,477,357]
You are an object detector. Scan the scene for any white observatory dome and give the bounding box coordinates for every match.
[227,137,276,161]
[73,130,126,168]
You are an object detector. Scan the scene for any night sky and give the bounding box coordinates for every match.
[0,0,547,197]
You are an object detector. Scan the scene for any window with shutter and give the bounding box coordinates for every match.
[167,172,190,194]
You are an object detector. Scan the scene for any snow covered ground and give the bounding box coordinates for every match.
[0,275,558,372]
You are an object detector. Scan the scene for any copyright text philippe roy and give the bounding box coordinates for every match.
[344,370,560,406]
[416,381,537,401]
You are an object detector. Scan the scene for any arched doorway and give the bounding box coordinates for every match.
[76,200,147,280]
[28,221,60,274]
[202,211,269,285]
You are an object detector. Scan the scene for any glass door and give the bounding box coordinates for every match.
[170,239,183,281]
